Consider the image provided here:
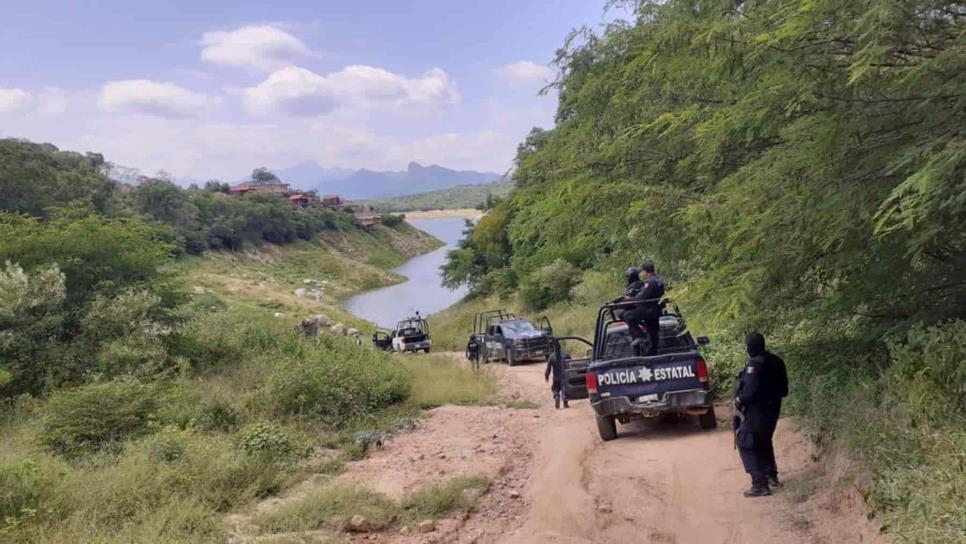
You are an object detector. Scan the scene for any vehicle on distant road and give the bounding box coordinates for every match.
[557,300,716,441]
[372,313,432,353]
[466,309,553,366]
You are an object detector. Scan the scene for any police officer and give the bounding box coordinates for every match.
[545,347,570,409]
[621,261,665,356]
[736,332,789,497]
[613,266,643,303]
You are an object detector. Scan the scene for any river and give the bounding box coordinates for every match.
[344,216,472,328]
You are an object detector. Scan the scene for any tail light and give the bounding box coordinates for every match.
[696,359,708,384]
[586,372,598,395]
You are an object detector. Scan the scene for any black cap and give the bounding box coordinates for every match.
[641,260,655,273]
[746,332,766,356]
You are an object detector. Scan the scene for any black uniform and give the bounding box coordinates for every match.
[736,333,789,493]
[545,349,570,408]
[621,274,665,356]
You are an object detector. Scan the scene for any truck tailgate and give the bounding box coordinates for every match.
[592,352,705,400]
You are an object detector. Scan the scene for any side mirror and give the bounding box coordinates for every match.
[697,336,710,346]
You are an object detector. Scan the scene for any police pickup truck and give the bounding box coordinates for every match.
[372,313,432,354]
[465,309,553,366]
[555,300,716,441]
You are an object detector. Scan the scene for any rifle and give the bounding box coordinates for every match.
[732,398,745,450]
[731,371,745,450]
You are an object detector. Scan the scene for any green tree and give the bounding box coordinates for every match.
[251,167,280,183]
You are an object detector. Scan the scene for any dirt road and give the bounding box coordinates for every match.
[238,354,885,544]
[489,360,883,544]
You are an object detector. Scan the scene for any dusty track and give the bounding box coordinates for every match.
[239,353,886,544]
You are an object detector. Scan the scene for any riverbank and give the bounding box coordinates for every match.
[346,216,472,329]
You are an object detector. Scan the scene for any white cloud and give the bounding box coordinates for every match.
[495,60,553,86]
[0,88,33,113]
[242,66,337,116]
[37,88,67,115]
[243,65,458,117]
[201,25,309,71]
[98,80,220,119]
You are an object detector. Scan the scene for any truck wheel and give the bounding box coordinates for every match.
[699,407,717,429]
[596,415,618,441]
[424,348,431,354]
[507,350,517,366]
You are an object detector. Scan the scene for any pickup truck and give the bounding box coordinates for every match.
[554,300,716,441]
[372,313,432,353]
[465,309,554,366]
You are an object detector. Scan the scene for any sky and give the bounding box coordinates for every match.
[0,0,619,180]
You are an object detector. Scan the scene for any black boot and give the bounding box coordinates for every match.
[768,475,782,488]
[743,482,772,497]
[563,399,569,408]
[554,396,560,409]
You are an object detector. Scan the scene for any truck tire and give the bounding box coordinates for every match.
[507,350,517,366]
[596,415,618,441]
[424,348,431,354]
[699,406,717,429]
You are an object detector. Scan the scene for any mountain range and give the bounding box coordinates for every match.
[273,161,503,200]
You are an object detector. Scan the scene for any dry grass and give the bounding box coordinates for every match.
[399,354,500,408]
[252,475,489,535]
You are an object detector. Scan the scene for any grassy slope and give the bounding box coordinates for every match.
[359,179,513,212]
[0,223,507,544]
[181,223,443,334]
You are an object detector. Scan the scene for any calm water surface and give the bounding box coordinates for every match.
[345,217,471,328]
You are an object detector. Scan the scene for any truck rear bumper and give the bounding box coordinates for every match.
[591,388,711,417]
[400,341,431,352]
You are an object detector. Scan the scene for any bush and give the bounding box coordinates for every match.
[379,213,405,227]
[519,259,580,310]
[236,422,308,463]
[195,399,242,432]
[262,336,411,424]
[0,459,61,522]
[39,380,159,459]
[886,320,966,421]
[80,290,170,379]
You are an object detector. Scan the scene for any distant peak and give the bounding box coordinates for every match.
[407,161,425,173]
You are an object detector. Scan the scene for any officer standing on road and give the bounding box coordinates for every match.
[545,348,570,409]
[735,332,789,497]
[621,261,665,356]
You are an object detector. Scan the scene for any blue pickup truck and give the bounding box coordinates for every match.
[556,301,716,441]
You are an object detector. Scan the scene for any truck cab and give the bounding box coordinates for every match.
[554,300,716,441]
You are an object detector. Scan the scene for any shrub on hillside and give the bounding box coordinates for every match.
[262,336,411,424]
[80,290,170,379]
[379,213,405,227]
[0,459,62,523]
[887,320,966,421]
[39,380,159,459]
[11,429,295,542]
[519,259,580,310]
[236,422,309,463]
[195,398,242,432]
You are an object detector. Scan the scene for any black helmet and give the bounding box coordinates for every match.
[625,266,641,282]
